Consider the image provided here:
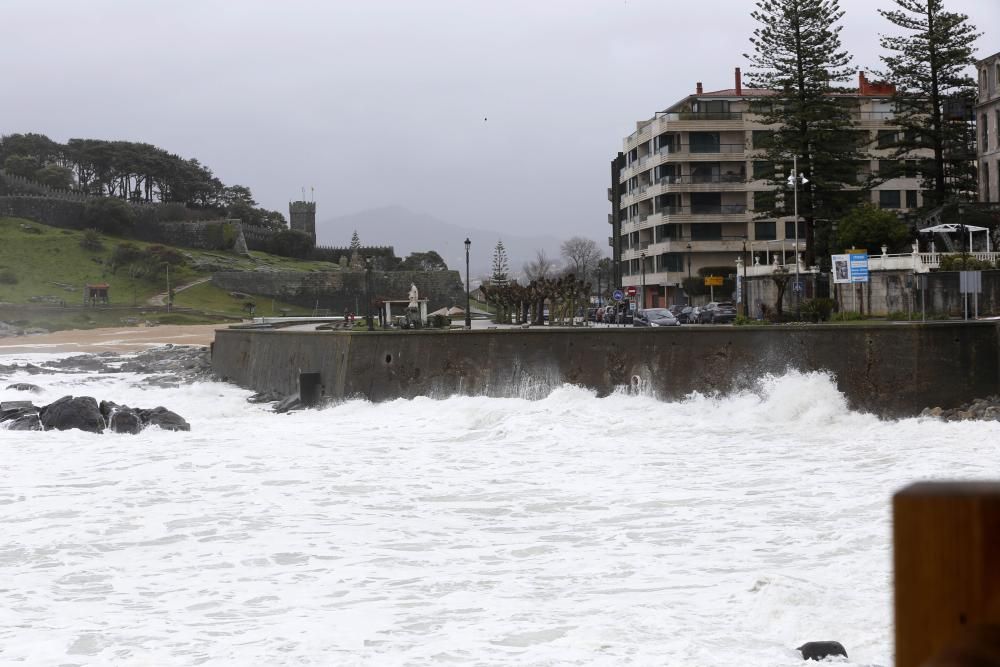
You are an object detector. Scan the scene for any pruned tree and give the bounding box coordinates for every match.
[877,0,981,207]
[745,0,867,268]
[523,249,555,281]
[560,237,601,285]
[770,266,791,318]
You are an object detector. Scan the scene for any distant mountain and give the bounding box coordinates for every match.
[316,206,581,280]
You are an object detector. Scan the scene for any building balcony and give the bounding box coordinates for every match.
[652,112,745,133]
[651,175,748,195]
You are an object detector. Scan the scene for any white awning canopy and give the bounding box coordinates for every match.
[918,223,988,233]
[919,223,991,252]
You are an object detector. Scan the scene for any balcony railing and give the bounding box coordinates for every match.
[658,204,749,215]
[855,111,896,121]
[659,174,746,185]
[659,143,746,155]
[656,112,744,121]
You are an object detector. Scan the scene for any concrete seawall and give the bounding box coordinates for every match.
[212,322,1000,417]
[211,323,1000,417]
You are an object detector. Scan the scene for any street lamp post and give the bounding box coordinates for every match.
[741,237,749,317]
[464,238,472,330]
[685,242,692,305]
[365,257,374,331]
[787,155,809,319]
[640,251,646,310]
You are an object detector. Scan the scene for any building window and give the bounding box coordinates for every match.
[658,253,684,273]
[755,221,776,241]
[877,130,897,149]
[655,224,680,242]
[877,159,898,177]
[879,190,901,209]
[996,110,1000,149]
[690,132,721,153]
[691,192,722,214]
[784,220,806,239]
[752,131,774,149]
[691,223,722,240]
[906,190,918,209]
[982,114,989,150]
[753,161,774,180]
[984,162,991,202]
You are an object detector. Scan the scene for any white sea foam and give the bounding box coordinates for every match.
[1,353,997,665]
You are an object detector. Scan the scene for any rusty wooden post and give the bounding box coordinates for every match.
[894,482,1000,667]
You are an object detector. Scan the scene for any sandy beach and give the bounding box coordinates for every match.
[0,324,228,354]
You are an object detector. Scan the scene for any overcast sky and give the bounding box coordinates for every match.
[4,0,997,244]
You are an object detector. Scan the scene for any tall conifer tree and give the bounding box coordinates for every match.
[490,240,510,285]
[878,0,981,208]
[745,0,865,266]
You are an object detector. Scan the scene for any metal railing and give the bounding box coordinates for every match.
[659,174,746,185]
[655,111,744,121]
[657,204,749,215]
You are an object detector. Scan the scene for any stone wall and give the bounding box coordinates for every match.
[132,219,240,251]
[211,322,1000,418]
[210,269,466,312]
[746,270,1000,318]
[0,196,86,229]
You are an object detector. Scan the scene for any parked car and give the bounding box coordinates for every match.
[687,306,703,324]
[670,304,695,324]
[633,308,680,327]
[700,301,738,324]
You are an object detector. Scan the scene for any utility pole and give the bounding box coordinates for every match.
[165,263,170,313]
[788,156,808,320]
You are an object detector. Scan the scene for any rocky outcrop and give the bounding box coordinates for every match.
[0,345,213,385]
[2,396,190,434]
[5,383,41,393]
[797,641,847,661]
[99,401,143,435]
[921,395,1000,422]
[39,396,105,433]
[136,407,190,432]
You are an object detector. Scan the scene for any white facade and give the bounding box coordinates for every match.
[612,71,926,307]
[977,51,1000,204]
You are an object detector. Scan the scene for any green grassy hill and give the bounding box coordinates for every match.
[0,217,333,331]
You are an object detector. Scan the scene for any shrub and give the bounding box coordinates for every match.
[80,228,104,251]
[831,311,866,321]
[939,254,994,271]
[83,197,136,235]
[267,229,314,259]
[429,314,451,328]
[800,297,835,322]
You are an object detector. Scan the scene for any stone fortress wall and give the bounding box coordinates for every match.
[211,269,466,313]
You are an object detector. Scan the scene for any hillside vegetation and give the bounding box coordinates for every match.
[0,217,333,329]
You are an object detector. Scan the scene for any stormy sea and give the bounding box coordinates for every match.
[2,346,997,666]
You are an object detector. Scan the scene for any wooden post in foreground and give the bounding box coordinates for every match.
[894,482,1000,667]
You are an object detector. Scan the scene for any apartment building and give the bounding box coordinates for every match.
[978,51,1000,204]
[609,69,926,307]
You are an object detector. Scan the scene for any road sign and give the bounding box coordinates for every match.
[704,276,723,287]
[959,271,982,294]
[626,286,637,296]
[612,289,624,302]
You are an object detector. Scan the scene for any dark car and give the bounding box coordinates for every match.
[633,308,680,327]
[700,301,737,324]
[669,304,695,324]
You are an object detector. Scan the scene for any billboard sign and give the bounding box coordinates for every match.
[832,253,869,284]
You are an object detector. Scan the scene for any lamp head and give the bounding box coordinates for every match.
[464,238,471,250]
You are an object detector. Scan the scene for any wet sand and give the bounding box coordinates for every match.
[0,324,229,355]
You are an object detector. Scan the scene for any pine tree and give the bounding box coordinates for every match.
[878,0,981,208]
[490,240,510,285]
[349,230,361,250]
[745,0,866,267]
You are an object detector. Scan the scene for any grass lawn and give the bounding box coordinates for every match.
[174,282,313,318]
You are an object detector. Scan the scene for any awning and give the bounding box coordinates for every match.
[918,223,988,233]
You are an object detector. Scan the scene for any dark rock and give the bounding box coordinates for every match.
[45,354,115,373]
[99,400,143,435]
[137,406,190,432]
[39,396,106,433]
[274,395,302,413]
[6,383,41,393]
[797,641,847,661]
[7,414,42,430]
[248,391,284,404]
[2,401,38,423]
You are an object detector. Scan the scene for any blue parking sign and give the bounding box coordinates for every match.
[612,289,624,302]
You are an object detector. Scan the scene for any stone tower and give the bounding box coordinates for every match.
[289,200,316,242]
